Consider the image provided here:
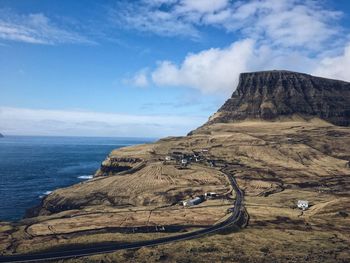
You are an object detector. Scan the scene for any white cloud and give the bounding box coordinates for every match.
[110,1,199,39]
[0,107,206,137]
[312,43,350,82]
[133,72,149,87]
[0,11,93,45]
[126,69,150,87]
[149,39,325,93]
[176,0,229,13]
[112,0,342,49]
[125,0,348,94]
[152,39,255,94]
[234,0,343,50]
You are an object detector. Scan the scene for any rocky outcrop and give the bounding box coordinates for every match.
[208,70,350,126]
[94,157,144,177]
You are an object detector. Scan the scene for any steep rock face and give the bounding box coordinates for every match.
[209,70,350,126]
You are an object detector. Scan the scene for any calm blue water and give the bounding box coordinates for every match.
[0,136,155,221]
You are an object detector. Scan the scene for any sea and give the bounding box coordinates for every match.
[0,136,155,221]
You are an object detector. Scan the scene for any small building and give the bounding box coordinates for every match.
[208,161,215,167]
[181,158,188,166]
[205,192,218,199]
[171,151,184,160]
[165,156,172,161]
[182,196,204,207]
[180,200,187,206]
[187,197,203,206]
[297,200,309,210]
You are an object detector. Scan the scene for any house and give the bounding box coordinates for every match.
[186,197,203,206]
[171,151,184,160]
[208,161,215,167]
[181,196,205,207]
[205,192,218,199]
[297,200,309,210]
[181,158,188,166]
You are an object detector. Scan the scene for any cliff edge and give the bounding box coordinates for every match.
[208,70,350,126]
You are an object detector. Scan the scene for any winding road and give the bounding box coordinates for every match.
[0,167,245,263]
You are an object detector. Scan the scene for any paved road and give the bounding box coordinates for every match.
[0,167,244,263]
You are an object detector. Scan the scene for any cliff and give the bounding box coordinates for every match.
[208,70,350,126]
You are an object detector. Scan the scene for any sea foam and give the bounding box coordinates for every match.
[39,191,52,198]
[78,175,93,180]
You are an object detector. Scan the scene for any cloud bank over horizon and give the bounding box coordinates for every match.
[0,107,206,137]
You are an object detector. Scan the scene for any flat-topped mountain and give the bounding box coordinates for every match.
[208,70,350,126]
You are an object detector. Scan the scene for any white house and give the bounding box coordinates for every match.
[297,200,309,210]
[181,159,188,166]
[180,200,187,206]
[181,196,204,207]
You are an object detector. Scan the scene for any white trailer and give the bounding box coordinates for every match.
[297,200,309,210]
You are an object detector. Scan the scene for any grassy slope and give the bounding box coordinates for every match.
[1,119,350,262]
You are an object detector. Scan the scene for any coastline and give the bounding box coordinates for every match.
[0,136,154,222]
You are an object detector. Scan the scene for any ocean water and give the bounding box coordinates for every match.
[0,136,155,221]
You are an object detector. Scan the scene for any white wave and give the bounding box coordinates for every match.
[39,190,52,198]
[78,175,93,180]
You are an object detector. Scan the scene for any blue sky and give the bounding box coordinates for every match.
[0,0,350,137]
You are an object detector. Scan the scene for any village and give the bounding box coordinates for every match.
[162,147,310,212]
[162,148,223,208]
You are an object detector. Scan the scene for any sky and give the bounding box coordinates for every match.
[0,0,350,137]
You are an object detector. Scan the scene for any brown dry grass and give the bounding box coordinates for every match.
[1,119,350,262]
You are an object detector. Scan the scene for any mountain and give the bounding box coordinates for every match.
[207,70,350,126]
[2,71,350,262]
[0,133,3,138]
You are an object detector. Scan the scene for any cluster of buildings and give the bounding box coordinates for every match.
[163,148,210,168]
[163,148,222,207]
